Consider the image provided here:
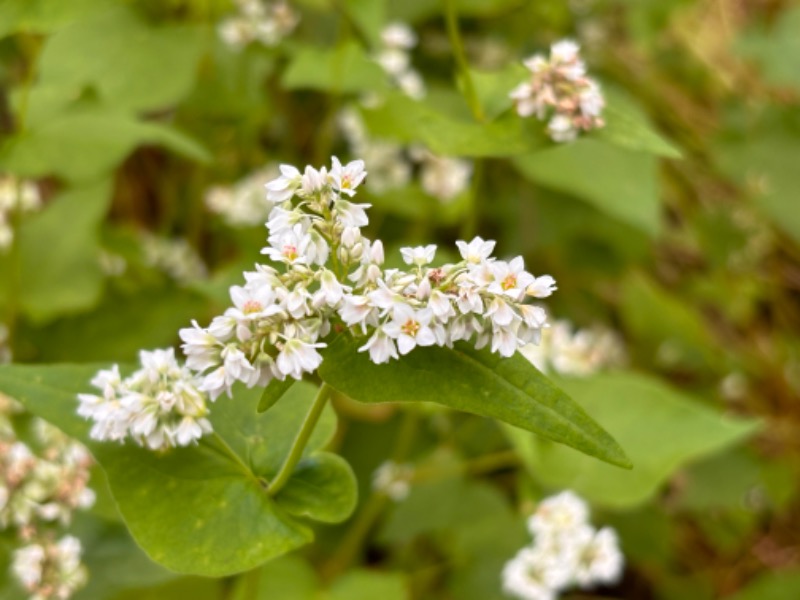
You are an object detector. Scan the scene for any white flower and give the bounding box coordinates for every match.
[400,244,437,267]
[574,527,624,586]
[262,223,313,265]
[381,22,417,49]
[383,304,436,355]
[527,275,557,298]
[528,490,589,538]
[334,199,371,228]
[339,295,378,331]
[488,257,535,301]
[456,236,496,264]
[300,165,329,198]
[547,114,578,143]
[12,543,45,589]
[359,327,399,364]
[330,156,368,196]
[265,164,302,203]
[418,154,472,202]
[502,546,567,600]
[276,338,325,380]
[372,461,414,501]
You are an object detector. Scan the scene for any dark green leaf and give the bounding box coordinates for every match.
[319,336,631,469]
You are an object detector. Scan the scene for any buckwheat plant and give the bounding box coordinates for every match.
[510,40,605,143]
[503,491,624,600]
[1,396,95,599]
[179,156,556,402]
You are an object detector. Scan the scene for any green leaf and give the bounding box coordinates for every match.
[0,366,357,576]
[597,89,682,158]
[716,127,800,243]
[0,0,108,37]
[276,453,358,524]
[507,372,760,509]
[328,571,408,600]
[0,180,110,323]
[258,379,295,413]
[620,271,722,371]
[727,570,800,600]
[736,7,800,90]
[282,42,388,94]
[319,336,631,469]
[0,108,209,182]
[36,5,206,112]
[513,138,660,236]
[360,93,547,157]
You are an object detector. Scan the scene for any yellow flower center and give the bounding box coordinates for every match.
[502,274,517,290]
[401,319,420,337]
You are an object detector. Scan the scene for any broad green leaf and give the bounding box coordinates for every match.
[736,7,800,90]
[470,64,528,121]
[37,5,206,113]
[328,571,408,600]
[513,138,660,236]
[597,89,682,158]
[620,272,722,371]
[716,128,800,243]
[277,453,358,523]
[360,93,547,157]
[319,336,631,469]
[282,42,388,94]
[0,180,110,323]
[341,0,386,48]
[0,0,108,37]
[365,183,470,226]
[507,372,760,509]
[258,378,295,412]
[0,365,357,576]
[230,556,317,600]
[0,109,209,183]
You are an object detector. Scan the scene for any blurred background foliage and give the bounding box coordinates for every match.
[0,0,799,598]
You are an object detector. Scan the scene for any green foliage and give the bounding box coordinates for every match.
[320,336,631,468]
[507,372,760,508]
[0,365,357,575]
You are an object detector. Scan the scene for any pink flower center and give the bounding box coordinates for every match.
[243,300,262,314]
[401,319,420,337]
[502,274,517,291]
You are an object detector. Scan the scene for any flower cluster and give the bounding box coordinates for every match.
[372,460,415,502]
[520,320,626,377]
[1,396,94,600]
[141,234,207,285]
[179,156,556,401]
[374,22,426,100]
[0,174,41,251]
[206,166,279,226]
[12,535,87,600]
[338,108,473,202]
[77,348,213,449]
[502,491,624,600]
[509,40,605,143]
[218,0,299,50]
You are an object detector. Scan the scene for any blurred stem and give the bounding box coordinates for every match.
[267,383,332,496]
[320,409,419,581]
[460,159,483,240]
[443,0,485,122]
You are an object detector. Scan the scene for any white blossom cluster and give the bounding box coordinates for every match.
[372,460,414,501]
[374,22,426,100]
[503,491,624,600]
[141,234,207,285]
[12,535,87,600]
[520,320,626,377]
[218,0,299,50]
[77,348,213,449]
[509,40,605,143]
[0,174,41,251]
[206,166,279,226]
[339,107,472,202]
[1,397,94,600]
[179,156,556,401]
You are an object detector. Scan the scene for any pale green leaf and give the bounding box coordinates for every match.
[282,42,387,94]
[319,336,631,469]
[507,372,760,509]
[513,138,660,236]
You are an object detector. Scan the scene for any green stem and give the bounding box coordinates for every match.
[204,433,259,484]
[443,0,485,122]
[267,383,332,496]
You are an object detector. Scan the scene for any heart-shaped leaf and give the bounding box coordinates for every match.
[0,364,357,576]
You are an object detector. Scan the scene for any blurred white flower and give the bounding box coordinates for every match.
[142,234,207,285]
[372,461,414,501]
[218,0,299,50]
[206,166,279,226]
[0,175,41,252]
[374,22,426,99]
